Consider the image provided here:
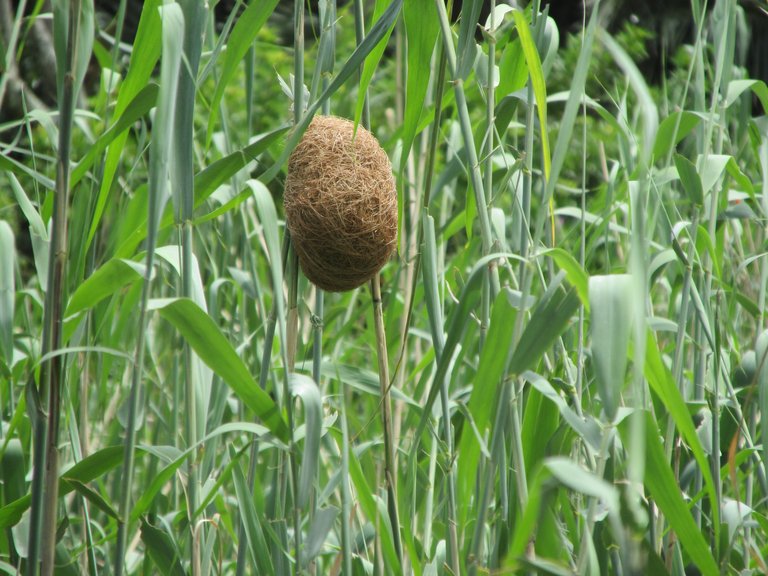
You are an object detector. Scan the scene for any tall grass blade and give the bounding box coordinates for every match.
[508,272,580,376]
[757,330,768,476]
[232,447,275,576]
[600,31,658,167]
[620,413,719,576]
[0,222,14,365]
[87,0,162,249]
[512,9,551,182]
[353,0,397,127]
[150,297,288,440]
[114,5,184,574]
[456,0,482,80]
[140,517,187,576]
[588,274,633,421]
[401,0,438,163]
[205,0,279,145]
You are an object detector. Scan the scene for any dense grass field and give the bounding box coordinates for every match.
[1,0,768,574]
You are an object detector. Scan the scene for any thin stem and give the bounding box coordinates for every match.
[433,0,498,293]
[174,1,205,549]
[371,274,403,567]
[38,0,82,571]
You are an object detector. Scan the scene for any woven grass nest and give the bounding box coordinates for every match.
[284,115,398,292]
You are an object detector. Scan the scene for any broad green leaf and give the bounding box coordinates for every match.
[320,362,418,406]
[456,288,516,524]
[6,171,49,290]
[132,423,276,521]
[247,179,286,353]
[653,111,703,160]
[545,457,619,513]
[401,0,439,162]
[141,517,187,576]
[497,39,528,102]
[113,127,289,260]
[0,446,124,529]
[65,479,119,519]
[643,331,719,531]
[66,258,146,317]
[1,440,25,505]
[206,0,280,144]
[422,214,446,353]
[303,507,339,566]
[674,154,704,206]
[589,274,634,421]
[527,372,602,450]
[521,384,562,473]
[150,298,288,440]
[508,271,580,376]
[724,79,768,112]
[347,446,401,572]
[149,2,184,236]
[196,126,290,206]
[695,154,753,197]
[414,253,517,444]
[507,467,547,569]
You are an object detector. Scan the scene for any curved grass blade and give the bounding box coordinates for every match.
[140,517,187,576]
[353,0,398,127]
[149,297,288,440]
[507,271,580,376]
[512,9,550,182]
[0,222,14,364]
[456,0,482,81]
[71,83,159,186]
[232,447,274,576]
[290,374,322,509]
[619,413,719,576]
[205,0,280,145]
[66,258,146,317]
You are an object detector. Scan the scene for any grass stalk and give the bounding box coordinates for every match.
[422,214,459,574]
[37,0,86,572]
[173,2,205,559]
[371,273,403,568]
[114,5,184,575]
[350,0,402,568]
[433,0,498,295]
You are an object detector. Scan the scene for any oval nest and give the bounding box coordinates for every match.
[284,115,398,292]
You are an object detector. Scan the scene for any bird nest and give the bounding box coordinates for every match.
[284,115,398,292]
